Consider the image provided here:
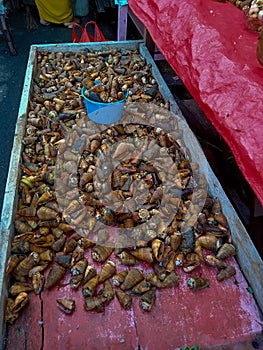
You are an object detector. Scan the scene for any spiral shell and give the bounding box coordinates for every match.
[183,253,201,273]
[82,275,99,297]
[98,280,114,302]
[131,279,152,295]
[57,298,75,314]
[153,262,167,281]
[187,276,210,291]
[54,254,71,268]
[91,246,113,263]
[83,265,97,284]
[169,232,183,252]
[112,270,128,286]
[12,292,29,314]
[118,251,137,265]
[37,206,59,220]
[151,239,164,262]
[71,258,88,276]
[115,289,132,310]
[216,243,236,260]
[120,268,144,291]
[45,263,66,289]
[139,289,156,311]
[5,255,25,275]
[216,264,236,282]
[129,247,154,263]
[32,272,45,294]
[84,296,106,312]
[204,255,226,269]
[12,252,39,282]
[99,260,116,284]
[9,282,33,296]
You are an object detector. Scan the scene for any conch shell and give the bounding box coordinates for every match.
[91,245,113,262]
[84,296,106,312]
[120,268,144,291]
[115,289,132,310]
[187,276,210,291]
[216,243,236,260]
[45,263,66,289]
[139,289,156,311]
[112,270,128,286]
[131,279,151,295]
[82,275,99,297]
[99,260,116,283]
[56,298,75,314]
[216,264,236,282]
[129,247,153,263]
[151,239,164,262]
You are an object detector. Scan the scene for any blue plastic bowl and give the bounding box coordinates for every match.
[81,87,127,124]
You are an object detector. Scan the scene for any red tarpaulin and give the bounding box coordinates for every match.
[129,0,263,206]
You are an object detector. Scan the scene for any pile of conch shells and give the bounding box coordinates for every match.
[4,48,236,323]
[229,0,253,10]
[242,0,263,31]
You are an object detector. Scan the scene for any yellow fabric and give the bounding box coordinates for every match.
[35,0,73,24]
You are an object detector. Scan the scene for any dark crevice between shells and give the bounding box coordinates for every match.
[40,292,44,350]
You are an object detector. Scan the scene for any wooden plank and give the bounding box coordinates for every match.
[0,46,37,346]
[133,261,261,349]
[5,293,42,350]
[32,40,144,53]
[41,263,138,350]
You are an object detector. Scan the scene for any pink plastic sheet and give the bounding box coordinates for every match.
[129,0,263,206]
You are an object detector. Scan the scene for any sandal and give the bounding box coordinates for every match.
[40,19,50,26]
[64,22,73,28]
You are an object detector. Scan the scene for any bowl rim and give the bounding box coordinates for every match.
[81,87,128,106]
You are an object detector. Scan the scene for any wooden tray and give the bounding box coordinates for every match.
[1,40,262,350]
